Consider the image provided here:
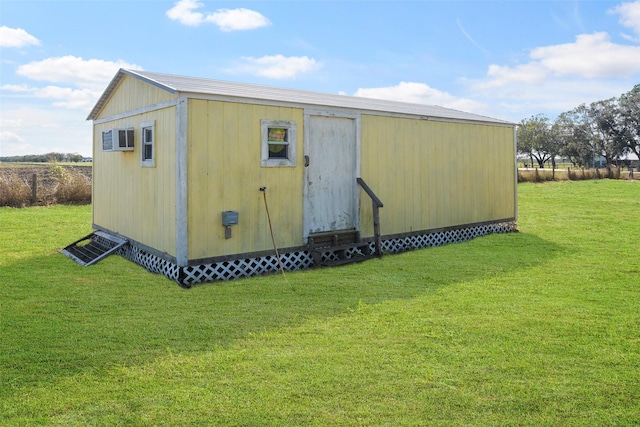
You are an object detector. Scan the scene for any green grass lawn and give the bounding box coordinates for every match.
[1,180,639,426]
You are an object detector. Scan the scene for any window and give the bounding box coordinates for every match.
[141,121,155,167]
[102,128,134,151]
[102,130,114,151]
[261,120,297,167]
[117,129,134,150]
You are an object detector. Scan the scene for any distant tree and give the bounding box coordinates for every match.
[47,152,66,162]
[547,120,563,170]
[0,152,87,163]
[556,108,594,167]
[618,84,640,160]
[589,98,626,166]
[517,114,559,168]
[522,84,639,171]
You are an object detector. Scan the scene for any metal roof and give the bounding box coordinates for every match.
[88,69,514,126]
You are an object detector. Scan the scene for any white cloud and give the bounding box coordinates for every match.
[467,74,635,122]
[41,87,98,109]
[206,8,272,32]
[2,85,99,110]
[166,0,204,26]
[465,2,640,121]
[240,55,319,79]
[0,130,26,144]
[353,82,488,114]
[0,26,40,48]
[480,32,640,91]
[610,0,640,39]
[479,63,548,89]
[16,56,142,91]
[531,32,640,78]
[1,56,143,112]
[166,0,270,31]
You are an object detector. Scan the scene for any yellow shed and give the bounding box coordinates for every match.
[75,69,516,287]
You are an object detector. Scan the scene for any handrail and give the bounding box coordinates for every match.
[357,177,384,257]
[356,178,383,208]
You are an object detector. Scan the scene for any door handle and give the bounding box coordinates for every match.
[304,155,310,167]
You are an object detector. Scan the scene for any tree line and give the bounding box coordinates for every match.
[0,153,87,163]
[518,85,640,169]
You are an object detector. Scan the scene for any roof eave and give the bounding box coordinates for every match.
[86,69,177,121]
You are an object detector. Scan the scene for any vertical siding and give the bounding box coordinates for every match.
[187,99,304,260]
[360,115,515,238]
[98,75,174,118]
[92,107,177,257]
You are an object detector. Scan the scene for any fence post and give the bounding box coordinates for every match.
[31,173,37,204]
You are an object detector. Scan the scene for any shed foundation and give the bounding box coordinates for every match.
[116,221,516,288]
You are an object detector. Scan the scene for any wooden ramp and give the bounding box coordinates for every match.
[60,231,127,266]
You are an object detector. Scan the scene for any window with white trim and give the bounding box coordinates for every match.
[141,121,155,167]
[261,120,297,167]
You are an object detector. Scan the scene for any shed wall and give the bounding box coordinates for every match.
[359,115,515,237]
[186,99,305,261]
[98,75,175,119]
[92,106,177,257]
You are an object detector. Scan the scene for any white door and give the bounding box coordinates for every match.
[304,115,358,237]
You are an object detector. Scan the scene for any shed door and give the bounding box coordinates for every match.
[304,115,358,237]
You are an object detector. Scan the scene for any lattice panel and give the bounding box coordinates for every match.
[176,251,313,286]
[382,222,516,254]
[117,222,516,286]
[118,245,180,282]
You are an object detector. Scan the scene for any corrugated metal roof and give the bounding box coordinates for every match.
[88,69,514,126]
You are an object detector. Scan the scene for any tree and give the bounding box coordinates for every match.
[522,84,639,171]
[618,84,640,160]
[517,114,559,168]
[556,110,593,167]
[556,103,618,168]
[69,153,84,163]
[589,98,627,167]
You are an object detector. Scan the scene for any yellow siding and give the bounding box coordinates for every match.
[97,75,175,120]
[360,115,515,238]
[187,99,304,260]
[92,107,177,256]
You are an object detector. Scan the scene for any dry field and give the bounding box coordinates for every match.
[0,163,92,207]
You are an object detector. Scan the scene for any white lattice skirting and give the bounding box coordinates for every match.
[118,221,516,287]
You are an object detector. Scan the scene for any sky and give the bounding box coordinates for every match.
[1,0,640,158]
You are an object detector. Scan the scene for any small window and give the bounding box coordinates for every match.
[102,130,114,151]
[141,121,155,167]
[102,128,134,151]
[261,120,296,167]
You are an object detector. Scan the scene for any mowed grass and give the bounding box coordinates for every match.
[1,180,639,426]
